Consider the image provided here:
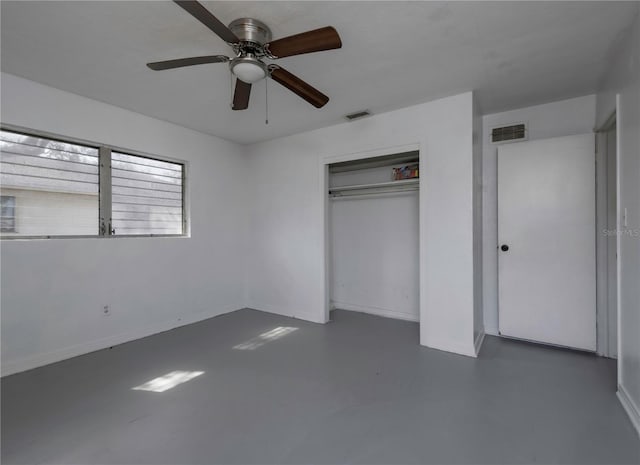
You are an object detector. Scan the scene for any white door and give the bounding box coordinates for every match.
[498,134,596,351]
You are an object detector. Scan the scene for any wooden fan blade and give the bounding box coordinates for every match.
[147,55,229,70]
[269,67,329,108]
[232,80,252,110]
[174,1,239,44]
[266,26,342,58]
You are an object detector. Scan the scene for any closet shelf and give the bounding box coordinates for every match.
[329,178,419,197]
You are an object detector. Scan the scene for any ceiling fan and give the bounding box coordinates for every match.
[147,0,342,111]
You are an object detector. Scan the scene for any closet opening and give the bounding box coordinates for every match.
[326,150,420,323]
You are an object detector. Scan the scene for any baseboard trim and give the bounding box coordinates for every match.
[246,302,327,324]
[421,332,478,358]
[474,329,486,356]
[484,327,499,337]
[332,301,419,322]
[617,383,640,437]
[1,305,241,377]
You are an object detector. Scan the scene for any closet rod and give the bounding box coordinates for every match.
[329,178,418,194]
[330,186,418,200]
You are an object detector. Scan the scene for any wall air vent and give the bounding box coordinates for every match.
[491,123,527,144]
[344,110,371,121]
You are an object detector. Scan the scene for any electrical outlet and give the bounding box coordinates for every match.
[103,305,110,316]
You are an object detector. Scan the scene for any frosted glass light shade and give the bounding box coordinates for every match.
[232,62,266,83]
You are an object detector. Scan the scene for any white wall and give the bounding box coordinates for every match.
[482,95,597,336]
[330,166,420,322]
[0,73,248,376]
[596,9,640,435]
[245,92,480,357]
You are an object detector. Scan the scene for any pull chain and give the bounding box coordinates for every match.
[265,75,269,125]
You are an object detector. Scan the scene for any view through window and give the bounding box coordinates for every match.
[0,129,185,238]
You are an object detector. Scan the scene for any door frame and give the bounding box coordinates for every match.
[319,143,422,324]
[595,108,618,359]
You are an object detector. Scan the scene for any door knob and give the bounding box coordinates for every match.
[501,244,509,252]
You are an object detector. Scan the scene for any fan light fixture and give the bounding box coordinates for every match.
[230,56,267,84]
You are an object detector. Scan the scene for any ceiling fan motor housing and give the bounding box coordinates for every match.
[228,18,272,46]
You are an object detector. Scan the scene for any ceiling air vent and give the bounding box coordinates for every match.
[491,123,527,144]
[344,110,371,121]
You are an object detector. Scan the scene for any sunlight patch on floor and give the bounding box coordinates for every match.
[233,326,298,350]
[132,370,204,393]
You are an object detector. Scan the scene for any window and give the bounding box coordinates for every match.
[111,152,183,235]
[0,128,185,238]
[0,130,99,236]
[1,196,16,232]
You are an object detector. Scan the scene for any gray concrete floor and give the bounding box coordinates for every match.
[2,309,639,464]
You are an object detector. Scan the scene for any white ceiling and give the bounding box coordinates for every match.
[1,1,638,144]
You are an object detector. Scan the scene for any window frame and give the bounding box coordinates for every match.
[0,124,187,240]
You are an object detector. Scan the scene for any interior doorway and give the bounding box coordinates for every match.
[327,151,420,322]
[596,112,618,359]
[320,143,422,326]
